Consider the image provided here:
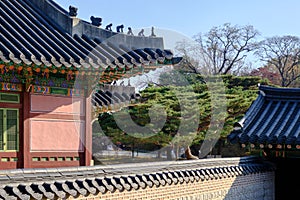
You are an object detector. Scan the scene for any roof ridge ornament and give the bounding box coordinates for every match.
[138,29,145,37]
[150,26,156,37]
[116,24,124,33]
[105,23,113,31]
[91,16,102,27]
[68,6,78,17]
[127,27,134,35]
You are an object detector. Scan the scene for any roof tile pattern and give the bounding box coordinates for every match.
[0,0,174,70]
[228,85,300,146]
[92,85,140,111]
[0,157,274,199]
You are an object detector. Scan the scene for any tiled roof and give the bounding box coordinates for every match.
[0,156,274,199]
[0,0,176,70]
[228,85,300,146]
[92,85,140,111]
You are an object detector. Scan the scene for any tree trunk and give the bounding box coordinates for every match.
[157,149,161,158]
[185,146,199,160]
[166,146,172,160]
[131,142,135,158]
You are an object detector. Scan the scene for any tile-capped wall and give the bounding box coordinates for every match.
[0,156,275,200]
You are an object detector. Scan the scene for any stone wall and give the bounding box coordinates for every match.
[0,156,275,199]
[74,169,274,200]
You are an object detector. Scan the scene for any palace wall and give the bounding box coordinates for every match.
[26,93,89,168]
[0,156,275,200]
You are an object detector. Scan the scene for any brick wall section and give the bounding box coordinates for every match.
[0,156,275,200]
[72,172,274,200]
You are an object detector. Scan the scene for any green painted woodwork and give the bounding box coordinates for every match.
[50,87,69,95]
[0,108,19,152]
[0,93,20,103]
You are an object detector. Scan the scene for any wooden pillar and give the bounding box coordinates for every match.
[84,94,92,166]
[22,90,31,168]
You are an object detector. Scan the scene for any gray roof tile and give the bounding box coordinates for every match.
[0,0,178,70]
[228,85,300,146]
[0,156,274,199]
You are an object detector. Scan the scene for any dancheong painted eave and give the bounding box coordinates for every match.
[228,85,300,148]
[0,0,180,73]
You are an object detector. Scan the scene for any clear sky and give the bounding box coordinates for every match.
[54,0,300,39]
[53,0,300,70]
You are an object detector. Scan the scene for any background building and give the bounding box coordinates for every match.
[0,0,177,169]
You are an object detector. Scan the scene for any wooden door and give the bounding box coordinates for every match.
[0,92,22,169]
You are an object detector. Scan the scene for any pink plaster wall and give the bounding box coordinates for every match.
[30,119,85,151]
[30,94,84,115]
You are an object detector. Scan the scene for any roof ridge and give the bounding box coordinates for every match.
[229,84,300,146]
[22,0,74,34]
[259,85,300,93]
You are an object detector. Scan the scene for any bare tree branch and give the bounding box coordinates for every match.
[176,23,259,75]
[255,35,300,87]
